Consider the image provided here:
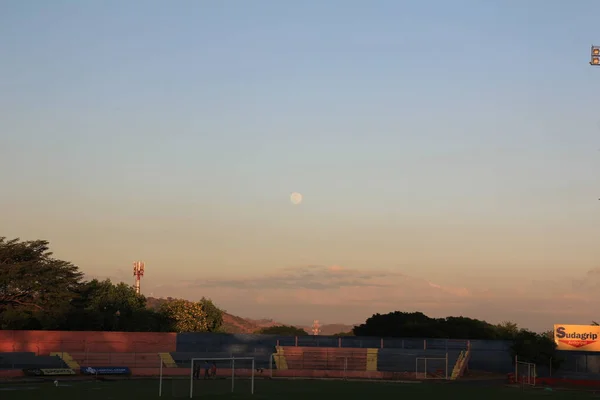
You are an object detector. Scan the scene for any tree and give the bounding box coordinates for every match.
[496,321,520,339]
[332,331,354,336]
[353,312,440,338]
[0,237,83,329]
[66,279,164,331]
[159,299,209,333]
[0,236,227,332]
[199,297,224,332]
[256,325,309,335]
[353,311,515,340]
[510,329,562,371]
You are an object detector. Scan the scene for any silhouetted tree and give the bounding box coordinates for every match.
[0,236,224,333]
[496,321,520,339]
[64,279,162,331]
[353,311,516,340]
[0,237,83,329]
[510,329,562,371]
[256,325,308,335]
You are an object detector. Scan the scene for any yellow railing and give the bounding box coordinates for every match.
[50,352,80,369]
[450,349,470,380]
[159,352,178,368]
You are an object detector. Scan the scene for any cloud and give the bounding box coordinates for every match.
[152,265,479,322]
[571,267,600,292]
[191,265,401,291]
[145,264,600,332]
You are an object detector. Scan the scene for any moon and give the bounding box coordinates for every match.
[290,192,303,205]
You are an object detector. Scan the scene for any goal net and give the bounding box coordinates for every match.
[159,356,255,397]
[415,354,448,380]
[515,357,536,386]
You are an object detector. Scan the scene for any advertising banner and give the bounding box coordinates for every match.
[81,366,131,375]
[554,325,600,351]
[23,368,75,376]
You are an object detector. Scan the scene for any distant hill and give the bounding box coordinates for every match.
[220,314,282,334]
[300,323,357,335]
[145,297,282,334]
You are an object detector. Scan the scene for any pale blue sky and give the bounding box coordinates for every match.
[2,0,600,330]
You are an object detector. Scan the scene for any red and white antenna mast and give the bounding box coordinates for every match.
[311,320,321,336]
[133,261,145,295]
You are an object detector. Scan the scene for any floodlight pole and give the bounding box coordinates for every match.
[590,45,600,66]
[590,46,600,201]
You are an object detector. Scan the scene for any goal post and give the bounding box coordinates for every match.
[159,356,255,397]
[515,356,536,386]
[415,353,449,380]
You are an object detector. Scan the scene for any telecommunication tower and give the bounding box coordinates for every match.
[311,320,321,335]
[133,261,145,295]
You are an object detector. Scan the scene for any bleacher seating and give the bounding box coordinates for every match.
[277,346,368,371]
[0,352,67,369]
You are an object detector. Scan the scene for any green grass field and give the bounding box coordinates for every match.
[0,378,597,399]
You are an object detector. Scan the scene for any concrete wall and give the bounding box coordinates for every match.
[469,340,513,373]
[0,352,67,370]
[0,330,177,353]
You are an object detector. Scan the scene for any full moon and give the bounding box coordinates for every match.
[290,192,303,205]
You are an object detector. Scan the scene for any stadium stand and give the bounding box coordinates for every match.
[0,330,521,379]
[276,346,369,371]
[0,352,67,369]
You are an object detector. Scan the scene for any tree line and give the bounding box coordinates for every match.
[0,237,223,332]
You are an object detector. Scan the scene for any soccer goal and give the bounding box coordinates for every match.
[159,356,255,397]
[415,354,449,380]
[515,356,536,386]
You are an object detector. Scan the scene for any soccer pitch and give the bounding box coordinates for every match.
[0,379,595,399]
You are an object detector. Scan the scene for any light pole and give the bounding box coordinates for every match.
[590,47,600,201]
[115,310,121,331]
[591,46,600,65]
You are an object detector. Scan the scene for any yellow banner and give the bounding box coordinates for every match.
[554,325,600,351]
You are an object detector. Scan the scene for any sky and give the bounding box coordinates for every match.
[2,0,600,332]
